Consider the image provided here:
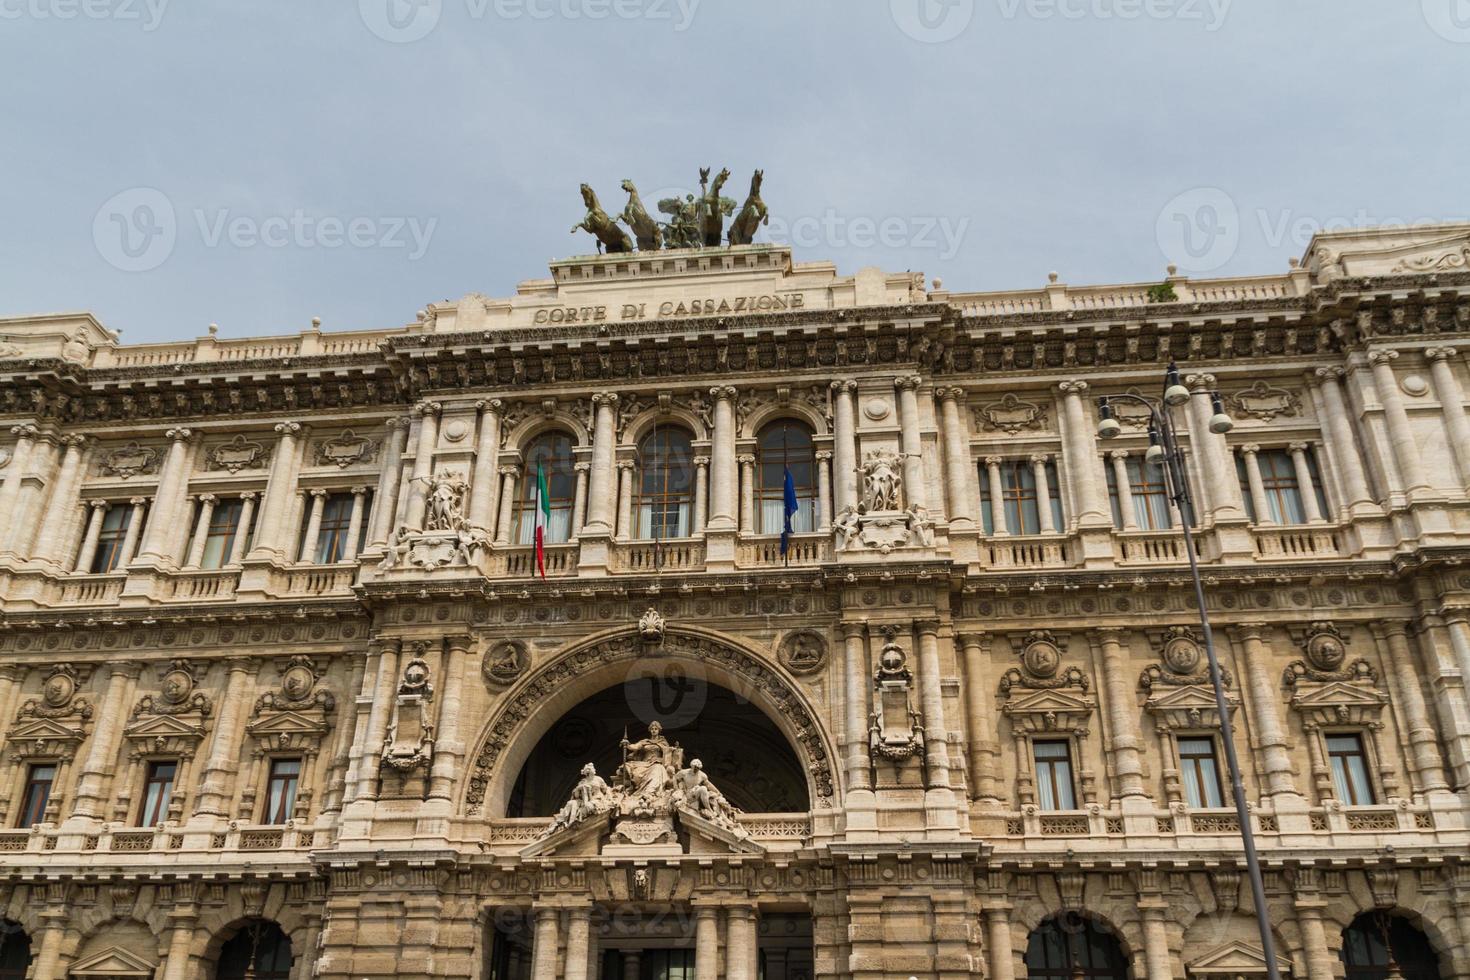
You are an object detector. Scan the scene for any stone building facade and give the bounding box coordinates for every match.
[1,224,1470,979]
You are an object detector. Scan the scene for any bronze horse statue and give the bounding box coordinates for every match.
[700,167,734,247]
[571,183,633,254]
[727,169,768,246]
[619,179,663,251]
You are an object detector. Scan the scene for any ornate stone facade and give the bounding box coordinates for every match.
[1,224,1470,978]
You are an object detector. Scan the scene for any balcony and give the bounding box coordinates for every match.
[490,543,580,578]
[610,538,706,573]
[56,572,126,606]
[1250,524,1343,560]
[167,568,240,601]
[737,533,832,569]
[984,533,1074,570]
[1113,528,1205,566]
[281,563,357,596]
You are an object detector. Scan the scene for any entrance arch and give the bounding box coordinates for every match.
[464,626,837,817]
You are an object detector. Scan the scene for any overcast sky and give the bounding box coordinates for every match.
[1,0,1465,344]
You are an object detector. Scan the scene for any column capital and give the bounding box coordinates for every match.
[498,464,520,477]
[574,461,592,473]
[1314,365,1346,382]
[894,375,923,391]
[914,619,941,637]
[60,434,89,449]
[88,499,112,512]
[1239,443,1261,455]
[935,385,967,401]
[164,427,195,443]
[1057,380,1089,395]
[709,385,738,400]
[413,400,443,417]
[1185,372,1217,391]
[591,392,620,406]
[238,491,258,501]
[1093,626,1129,640]
[984,455,1004,466]
[308,488,328,499]
[1368,348,1400,366]
[1229,622,1270,642]
[956,631,987,649]
[814,450,833,462]
[274,421,302,436]
[1288,441,1311,453]
[475,397,505,414]
[692,455,710,467]
[615,459,636,472]
[840,621,868,640]
[8,423,39,440]
[737,453,756,465]
[196,493,217,505]
[1424,346,1459,362]
[384,416,412,430]
[350,485,369,496]
[128,496,148,506]
[1028,453,1050,465]
[1108,449,1130,460]
[830,380,858,394]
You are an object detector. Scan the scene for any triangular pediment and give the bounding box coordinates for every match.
[519,812,612,859]
[68,945,157,977]
[8,716,86,741]
[1291,680,1388,709]
[1187,939,1292,975]
[1003,688,1095,713]
[123,713,205,740]
[247,709,330,736]
[678,806,764,856]
[1145,684,1217,709]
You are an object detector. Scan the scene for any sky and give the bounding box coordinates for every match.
[1,0,1466,344]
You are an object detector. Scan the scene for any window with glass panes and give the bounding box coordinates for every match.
[756,420,817,534]
[514,433,575,545]
[1024,913,1130,980]
[1105,454,1172,530]
[1236,448,1328,525]
[979,459,1064,535]
[263,758,301,824]
[1177,736,1224,808]
[198,498,249,569]
[312,492,368,564]
[217,922,293,980]
[1033,739,1076,810]
[138,760,177,826]
[16,764,54,827]
[1327,733,1375,805]
[92,505,136,572]
[634,428,694,539]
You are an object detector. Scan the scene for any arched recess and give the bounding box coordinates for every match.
[464,626,838,817]
[206,919,293,980]
[741,400,831,442]
[1340,909,1444,980]
[0,922,30,980]
[502,414,591,453]
[1023,911,1133,980]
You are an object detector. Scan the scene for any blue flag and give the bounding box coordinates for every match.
[780,467,798,557]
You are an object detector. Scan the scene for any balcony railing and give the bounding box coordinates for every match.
[738,533,831,569]
[611,538,705,573]
[1251,524,1343,560]
[491,543,579,578]
[282,563,357,596]
[168,568,240,601]
[57,572,126,605]
[1113,529,1197,566]
[985,533,1073,570]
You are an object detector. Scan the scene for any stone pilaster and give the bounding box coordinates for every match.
[403,401,442,532]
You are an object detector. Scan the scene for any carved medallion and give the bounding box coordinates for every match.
[1302,623,1347,672]
[973,393,1047,434]
[280,656,318,701]
[1161,628,1202,675]
[1020,630,1062,680]
[99,441,159,479]
[482,641,528,687]
[400,655,433,697]
[42,665,79,710]
[874,639,911,685]
[779,631,827,676]
[206,434,268,473]
[315,429,378,468]
[1228,381,1300,422]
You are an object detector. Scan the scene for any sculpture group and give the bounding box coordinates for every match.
[542,720,747,841]
[573,168,769,254]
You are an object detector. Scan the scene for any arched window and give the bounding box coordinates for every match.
[514,432,576,545]
[1024,913,1130,979]
[1341,912,1440,980]
[757,420,818,534]
[0,922,31,980]
[218,921,292,980]
[634,427,694,539]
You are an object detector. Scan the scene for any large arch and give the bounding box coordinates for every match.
[464,625,838,817]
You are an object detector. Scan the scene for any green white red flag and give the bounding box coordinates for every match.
[534,459,550,579]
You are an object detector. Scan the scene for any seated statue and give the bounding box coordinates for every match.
[542,763,612,838]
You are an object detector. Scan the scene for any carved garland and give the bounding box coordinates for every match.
[464,629,836,814]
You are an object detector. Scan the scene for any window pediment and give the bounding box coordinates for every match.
[67,945,157,978]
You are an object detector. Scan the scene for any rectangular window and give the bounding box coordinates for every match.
[92,504,136,572]
[1178,736,1224,808]
[17,764,55,827]
[138,760,177,826]
[1327,733,1376,805]
[980,459,1063,536]
[1238,449,1320,525]
[311,492,369,564]
[1105,455,1172,530]
[264,758,302,824]
[1033,739,1076,811]
[199,498,249,569]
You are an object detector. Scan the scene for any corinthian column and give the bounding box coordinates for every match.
[228,494,256,566]
[193,659,259,816]
[707,386,738,531]
[530,908,560,979]
[1311,367,1375,509]
[1058,380,1109,524]
[583,394,619,534]
[366,418,409,550]
[959,633,1002,805]
[74,500,110,573]
[1094,629,1146,800]
[31,435,87,566]
[841,622,872,795]
[936,387,975,530]
[895,376,926,509]
[428,636,471,801]
[1288,442,1324,522]
[1377,623,1450,795]
[1368,350,1431,495]
[468,399,504,531]
[184,494,218,568]
[1109,451,1138,529]
[915,622,955,809]
[571,461,591,536]
[1030,454,1055,533]
[0,425,39,554]
[1232,625,1301,800]
[814,450,833,530]
[70,662,141,820]
[738,454,756,533]
[1239,445,1272,524]
[1185,374,1246,520]
[247,422,304,561]
[403,401,442,532]
[133,427,194,564]
[1425,347,1470,489]
[830,381,858,513]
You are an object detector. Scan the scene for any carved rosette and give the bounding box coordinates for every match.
[466,629,836,814]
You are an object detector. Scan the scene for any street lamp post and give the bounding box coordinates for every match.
[1097,363,1283,980]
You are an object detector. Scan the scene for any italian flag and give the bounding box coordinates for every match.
[533,459,550,579]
